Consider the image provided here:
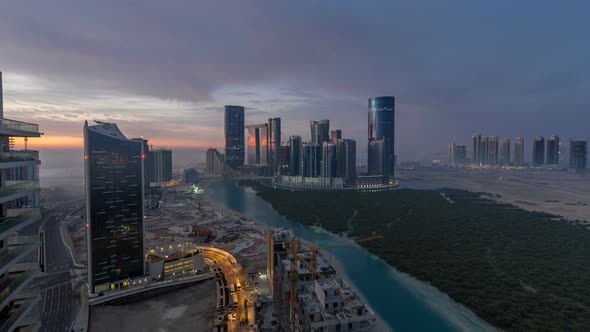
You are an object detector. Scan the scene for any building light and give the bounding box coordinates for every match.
[84,155,89,160]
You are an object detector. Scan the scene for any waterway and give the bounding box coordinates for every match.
[205,179,495,332]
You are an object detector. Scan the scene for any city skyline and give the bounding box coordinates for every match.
[1,1,589,164]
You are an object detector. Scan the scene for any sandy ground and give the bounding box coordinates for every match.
[399,168,590,223]
[89,280,216,332]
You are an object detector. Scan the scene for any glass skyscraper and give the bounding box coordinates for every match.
[289,135,302,176]
[368,96,395,177]
[84,121,145,295]
[224,105,245,169]
[533,136,545,166]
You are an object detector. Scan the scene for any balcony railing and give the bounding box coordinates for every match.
[0,268,39,311]
[0,296,40,331]
[0,209,42,239]
[0,181,39,200]
[0,239,39,276]
[0,119,39,134]
[0,150,39,163]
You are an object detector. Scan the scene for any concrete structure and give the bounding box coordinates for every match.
[514,137,525,166]
[205,148,225,175]
[321,142,337,178]
[310,120,330,145]
[368,96,395,178]
[84,121,145,296]
[0,73,43,331]
[148,148,172,183]
[569,140,587,172]
[533,136,545,167]
[330,129,342,144]
[246,123,268,166]
[546,134,560,166]
[302,143,321,178]
[268,118,281,174]
[453,145,467,164]
[224,105,245,169]
[499,138,511,165]
[146,245,205,281]
[367,139,389,184]
[289,136,302,176]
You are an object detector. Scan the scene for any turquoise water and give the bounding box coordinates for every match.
[205,180,494,332]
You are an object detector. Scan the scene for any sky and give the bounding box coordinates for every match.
[1,1,589,169]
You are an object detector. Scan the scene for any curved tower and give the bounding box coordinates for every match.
[368,96,395,177]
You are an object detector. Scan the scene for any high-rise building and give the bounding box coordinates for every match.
[514,137,525,166]
[224,105,245,169]
[533,136,545,166]
[289,136,302,176]
[448,140,455,164]
[310,120,330,145]
[84,121,145,295]
[268,118,281,174]
[368,97,395,177]
[342,139,356,186]
[279,145,290,175]
[499,138,511,165]
[321,142,337,178]
[206,148,225,175]
[302,143,321,178]
[0,72,43,330]
[453,145,467,164]
[367,138,390,184]
[472,133,481,163]
[487,136,499,165]
[546,134,560,165]
[569,141,587,171]
[330,129,342,144]
[246,123,268,165]
[183,168,199,184]
[478,136,489,164]
[148,148,172,182]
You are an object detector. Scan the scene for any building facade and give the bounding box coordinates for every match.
[205,148,225,175]
[367,139,390,184]
[84,121,145,295]
[148,148,172,183]
[330,129,342,144]
[546,134,559,166]
[321,142,337,178]
[569,141,587,171]
[224,105,245,170]
[514,137,525,166]
[302,143,321,178]
[453,145,467,164]
[368,97,395,177]
[246,123,268,166]
[310,120,330,145]
[499,138,511,165]
[289,136,302,176]
[268,118,281,174]
[532,136,545,167]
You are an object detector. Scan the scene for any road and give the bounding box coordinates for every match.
[33,203,83,332]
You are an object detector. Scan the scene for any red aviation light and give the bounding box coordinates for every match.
[142,154,146,159]
[84,155,88,160]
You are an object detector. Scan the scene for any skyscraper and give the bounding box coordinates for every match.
[533,136,545,166]
[148,148,173,182]
[0,73,43,330]
[289,135,302,176]
[499,138,511,165]
[368,96,395,177]
[514,137,525,166]
[342,139,357,186]
[206,148,225,175]
[478,136,489,164]
[321,142,337,178]
[330,129,342,144]
[84,121,145,295]
[569,141,587,171]
[279,145,290,175]
[367,138,390,184]
[268,118,281,174]
[302,143,321,178]
[546,134,560,165]
[224,105,245,169]
[310,119,330,145]
[246,123,269,165]
[448,140,455,164]
[472,133,481,163]
[453,145,467,164]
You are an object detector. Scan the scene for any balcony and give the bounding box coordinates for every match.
[0,209,42,241]
[0,236,39,276]
[0,296,40,332]
[0,119,40,138]
[0,181,40,204]
[0,150,39,163]
[0,268,39,311]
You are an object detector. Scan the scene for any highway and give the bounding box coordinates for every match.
[33,203,82,332]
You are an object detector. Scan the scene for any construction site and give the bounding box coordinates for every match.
[265,228,383,332]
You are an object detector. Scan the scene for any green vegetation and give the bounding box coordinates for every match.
[241,181,590,331]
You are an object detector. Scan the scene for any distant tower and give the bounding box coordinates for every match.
[368,138,390,184]
[453,145,467,164]
[448,140,456,164]
[472,133,481,164]
[532,136,545,166]
[514,137,525,166]
[330,129,342,144]
[321,142,337,178]
[289,136,302,176]
[569,141,587,172]
[487,136,499,165]
[546,134,560,165]
[310,119,330,145]
[224,105,245,169]
[368,96,395,177]
[302,143,321,177]
[84,121,145,295]
[342,139,356,186]
[268,118,281,174]
[478,136,489,164]
[499,138,511,165]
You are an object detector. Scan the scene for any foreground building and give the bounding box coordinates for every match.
[84,121,145,295]
[0,72,43,331]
